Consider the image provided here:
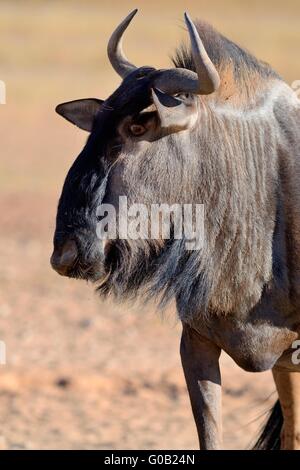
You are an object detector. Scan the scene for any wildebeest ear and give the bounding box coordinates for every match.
[55,98,104,132]
[151,88,197,131]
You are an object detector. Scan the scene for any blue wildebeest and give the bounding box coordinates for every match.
[51,10,300,449]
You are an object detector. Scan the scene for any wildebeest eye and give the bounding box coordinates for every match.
[129,124,147,136]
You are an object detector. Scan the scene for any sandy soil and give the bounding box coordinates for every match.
[1,0,299,450]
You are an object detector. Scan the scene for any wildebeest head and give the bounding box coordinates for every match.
[51,10,220,289]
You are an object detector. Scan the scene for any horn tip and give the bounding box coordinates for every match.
[129,8,138,18]
[184,12,195,32]
[184,12,192,23]
[122,9,138,27]
[120,9,138,27]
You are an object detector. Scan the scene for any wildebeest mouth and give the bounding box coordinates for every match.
[51,235,122,284]
[60,241,120,284]
[64,262,104,282]
[50,243,102,282]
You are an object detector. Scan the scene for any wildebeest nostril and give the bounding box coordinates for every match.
[50,239,78,276]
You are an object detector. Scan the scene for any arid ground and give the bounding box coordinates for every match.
[0,0,299,450]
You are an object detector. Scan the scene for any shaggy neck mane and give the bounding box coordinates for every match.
[173,20,279,104]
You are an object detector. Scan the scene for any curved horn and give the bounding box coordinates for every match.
[154,12,220,95]
[107,9,138,78]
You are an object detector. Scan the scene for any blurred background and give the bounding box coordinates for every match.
[0,0,299,450]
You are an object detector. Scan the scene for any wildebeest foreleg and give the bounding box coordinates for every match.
[273,367,300,449]
[180,323,222,449]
